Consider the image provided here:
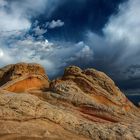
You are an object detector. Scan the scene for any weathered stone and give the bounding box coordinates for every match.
[0,63,140,140]
[0,63,49,92]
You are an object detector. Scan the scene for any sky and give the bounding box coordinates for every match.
[0,0,140,91]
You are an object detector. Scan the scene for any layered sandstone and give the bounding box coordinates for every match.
[0,63,49,93]
[0,63,140,140]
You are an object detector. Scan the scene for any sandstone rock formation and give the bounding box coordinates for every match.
[0,63,140,140]
[0,63,49,93]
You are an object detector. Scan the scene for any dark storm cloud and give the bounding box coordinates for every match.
[125,65,140,76]
[40,0,127,41]
[84,0,140,90]
[119,64,140,89]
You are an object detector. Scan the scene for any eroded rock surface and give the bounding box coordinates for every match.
[0,63,49,93]
[0,63,140,140]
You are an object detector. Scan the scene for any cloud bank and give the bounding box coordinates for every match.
[86,0,140,89]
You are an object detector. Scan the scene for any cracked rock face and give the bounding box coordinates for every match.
[0,63,140,140]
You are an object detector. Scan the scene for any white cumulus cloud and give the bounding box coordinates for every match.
[48,20,64,29]
[0,1,31,31]
[104,0,140,46]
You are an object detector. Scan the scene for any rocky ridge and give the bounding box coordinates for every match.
[0,63,140,140]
